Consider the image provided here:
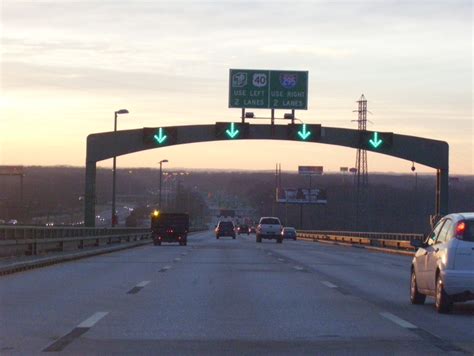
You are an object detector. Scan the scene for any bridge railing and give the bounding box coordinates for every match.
[297,230,424,252]
[0,226,152,257]
[0,226,209,258]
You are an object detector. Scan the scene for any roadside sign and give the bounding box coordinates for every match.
[276,188,327,204]
[298,166,323,175]
[340,167,348,172]
[0,166,24,175]
[229,69,308,110]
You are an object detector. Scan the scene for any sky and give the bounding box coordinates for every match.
[0,0,472,175]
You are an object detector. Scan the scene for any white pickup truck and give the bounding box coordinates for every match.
[256,217,283,243]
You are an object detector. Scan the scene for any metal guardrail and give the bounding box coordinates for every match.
[297,230,424,252]
[298,230,423,241]
[0,226,152,257]
[0,226,209,258]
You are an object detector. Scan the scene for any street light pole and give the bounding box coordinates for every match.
[158,159,169,210]
[111,109,129,227]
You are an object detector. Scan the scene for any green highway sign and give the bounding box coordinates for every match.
[229,69,308,110]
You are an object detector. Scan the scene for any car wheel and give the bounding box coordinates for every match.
[410,269,426,305]
[216,235,219,239]
[233,235,236,239]
[277,238,282,244]
[256,235,262,243]
[183,240,187,246]
[435,274,452,313]
[157,241,162,246]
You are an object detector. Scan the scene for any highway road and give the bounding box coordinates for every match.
[1,230,472,355]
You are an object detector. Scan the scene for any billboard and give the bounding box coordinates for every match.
[298,166,323,175]
[276,188,327,204]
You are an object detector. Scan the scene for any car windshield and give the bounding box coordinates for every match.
[219,222,233,228]
[284,228,296,232]
[260,218,280,225]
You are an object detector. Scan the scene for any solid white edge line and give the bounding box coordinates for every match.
[278,258,285,262]
[321,281,338,288]
[77,312,109,328]
[174,257,181,261]
[380,312,418,329]
[162,265,171,270]
[136,280,150,288]
[293,266,304,270]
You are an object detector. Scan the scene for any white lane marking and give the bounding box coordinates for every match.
[293,266,304,271]
[77,312,108,328]
[136,280,150,288]
[321,281,338,288]
[162,265,171,270]
[380,312,418,329]
[278,258,285,262]
[174,257,181,261]
[267,252,272,256]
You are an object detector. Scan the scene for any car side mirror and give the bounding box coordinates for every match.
[410,239,424,248]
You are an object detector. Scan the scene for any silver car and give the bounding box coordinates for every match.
[410,212,474,313]
[281,227,297,240]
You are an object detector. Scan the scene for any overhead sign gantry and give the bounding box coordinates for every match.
[84,68,449,227]
[85,123,449,227]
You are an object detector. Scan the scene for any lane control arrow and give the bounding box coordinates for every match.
[154,128,168,144]
[297,124,311,140]
[369,132,383,148]
[226,123,239,138]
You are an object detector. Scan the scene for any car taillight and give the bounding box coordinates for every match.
[456,221,466,237]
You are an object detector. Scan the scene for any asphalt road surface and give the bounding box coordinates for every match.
[1,231,473,355]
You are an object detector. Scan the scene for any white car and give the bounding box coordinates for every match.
[256,217,283,243]
[410,212,474,313]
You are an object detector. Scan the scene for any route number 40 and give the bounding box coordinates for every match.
[252,73,267,87]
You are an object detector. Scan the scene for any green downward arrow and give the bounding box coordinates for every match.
[226,123,239,139]
[369,132,383,148]
[297,124,311,140]
[154,128,167,144]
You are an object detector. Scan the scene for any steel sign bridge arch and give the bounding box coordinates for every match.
[85,124,449,227]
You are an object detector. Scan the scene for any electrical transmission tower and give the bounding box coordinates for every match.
[353,94,369,230]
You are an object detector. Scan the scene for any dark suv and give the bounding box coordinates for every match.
[216,221,236,239]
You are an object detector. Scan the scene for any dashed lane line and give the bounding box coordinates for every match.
[127,280,150,294]
[321,281,338,289]
[43,312,108,352]
[380,312,417,329]
[159,265,172,272]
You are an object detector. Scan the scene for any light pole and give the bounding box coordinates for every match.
[111,109,129,227]
[158,159,169,210]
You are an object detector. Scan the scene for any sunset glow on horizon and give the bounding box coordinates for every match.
[1,1,472,175]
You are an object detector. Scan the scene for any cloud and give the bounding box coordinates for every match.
[260,45,353,59]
